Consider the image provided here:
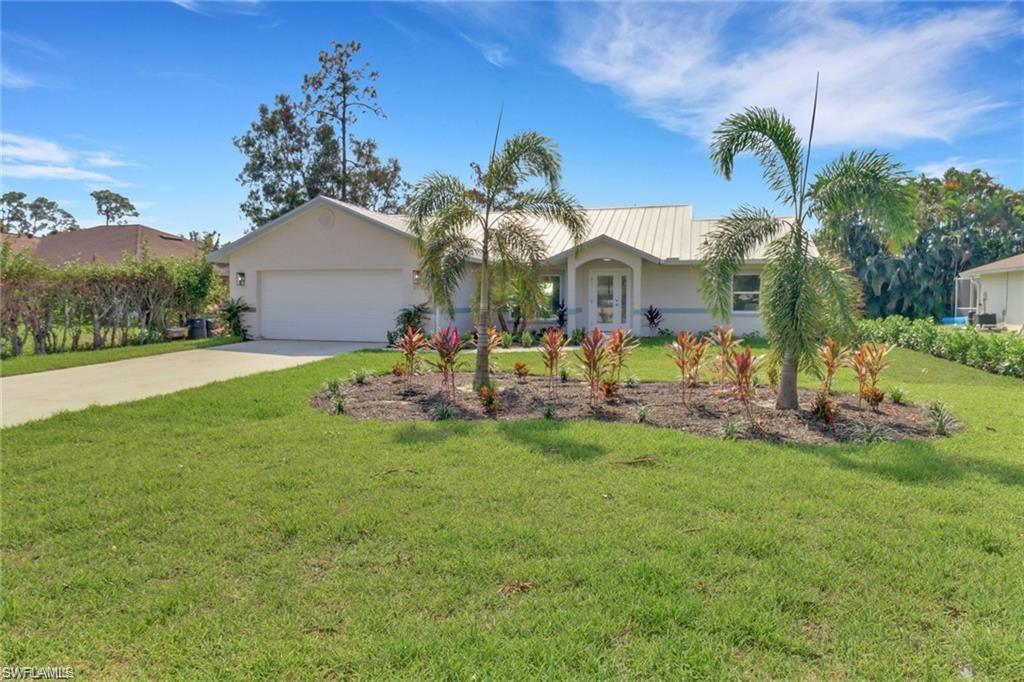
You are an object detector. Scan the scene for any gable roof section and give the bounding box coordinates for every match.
[961,252,1024,277]
[208,196,412,261]
[210,196,792,264]
[0,233,40,254]
[24,224,201,266]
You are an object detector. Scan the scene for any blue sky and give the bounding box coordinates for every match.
[2,1,1021,242]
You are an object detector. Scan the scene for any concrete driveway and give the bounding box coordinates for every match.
[1,340,373,428]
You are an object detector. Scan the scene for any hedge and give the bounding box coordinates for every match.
[0,242,223,358]
[856,315,1024,378]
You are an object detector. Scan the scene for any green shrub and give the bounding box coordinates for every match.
[928,400,955,436]
[520,330,535,347]
[500,331,514,349]
[888,385,907,405]
[851,424,890,444]
[542,405,555,420]
[636,404,648,423]
[351,368,371,384]
[857,316,1024,378]
[431,403,454,421]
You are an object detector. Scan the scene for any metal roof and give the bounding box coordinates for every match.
[211,196,791,263]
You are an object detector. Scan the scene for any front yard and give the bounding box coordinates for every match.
[2,343,1022,677]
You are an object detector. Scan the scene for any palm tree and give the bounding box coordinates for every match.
[701,85,916,410]
[407,129,588,390]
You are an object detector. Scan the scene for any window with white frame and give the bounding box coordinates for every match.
[540,275,561,317]
[732,274,760,312]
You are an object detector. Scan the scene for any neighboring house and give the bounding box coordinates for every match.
[2,224,227,277]
[33,224,202,265]
[211,196,780,343]
[0,233,40,254]
[959,253,1024,330]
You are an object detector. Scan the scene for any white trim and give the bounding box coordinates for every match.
[589,268,630,330]
[732,273,761,313]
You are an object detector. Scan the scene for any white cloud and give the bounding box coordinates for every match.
[557,3,1021,146]
[1,133,133,186]
[0,133,73,164]
[459,32,511,68]
[1,164,118,183]
[1,64,38,89]
[171,0,265,16]
[83,151,137,168]
[2,32,61,58]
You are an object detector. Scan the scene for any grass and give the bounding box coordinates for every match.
[0,335,240,377]
[2,342,1023,677]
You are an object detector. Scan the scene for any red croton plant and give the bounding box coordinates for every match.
[538,327,568,397]
[428,326,462,401]
[395,326,429,390]
[575,328,609,408]
[668,330,710,407]
[725,346,763,421]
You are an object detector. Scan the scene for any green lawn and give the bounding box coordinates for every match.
[0,335,240,377]
[2,343,1023,678]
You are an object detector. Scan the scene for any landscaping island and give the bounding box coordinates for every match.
[312,371,947,445]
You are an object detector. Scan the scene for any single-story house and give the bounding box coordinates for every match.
[2,223,228,279]
[209,196,778,342]
[959,253,1024,330]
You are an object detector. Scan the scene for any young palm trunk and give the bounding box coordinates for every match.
[775,347,800,410]
[473,259,491,390]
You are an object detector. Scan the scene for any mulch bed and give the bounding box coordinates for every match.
[311,372,952,445]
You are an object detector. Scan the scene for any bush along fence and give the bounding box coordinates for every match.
[856,315,1024,378]
[0,242,223,358]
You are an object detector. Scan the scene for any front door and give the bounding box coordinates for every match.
[590,270,629,331]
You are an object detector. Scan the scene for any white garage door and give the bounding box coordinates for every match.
[261,269,404,342]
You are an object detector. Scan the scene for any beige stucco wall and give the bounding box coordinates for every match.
[641,261,765,335]
[979,271,1024,327]
[225,204,422,338]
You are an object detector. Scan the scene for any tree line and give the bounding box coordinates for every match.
[0,243,222,358]
[815,168,1023,319]
[0,189,144,235]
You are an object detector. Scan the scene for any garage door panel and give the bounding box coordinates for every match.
[261,270,403,342]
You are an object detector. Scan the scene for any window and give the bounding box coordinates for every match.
[235,272,245,287]
[540,275,561,317]
[733,274,760,312]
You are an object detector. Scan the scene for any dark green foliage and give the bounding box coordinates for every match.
[857,316,1024,378]
[2,192,78,235]
[90,189,138,225]
[394,303,430,333]
[219,298,252,341]
[234,42,407,227]
[819,169,1024,318]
